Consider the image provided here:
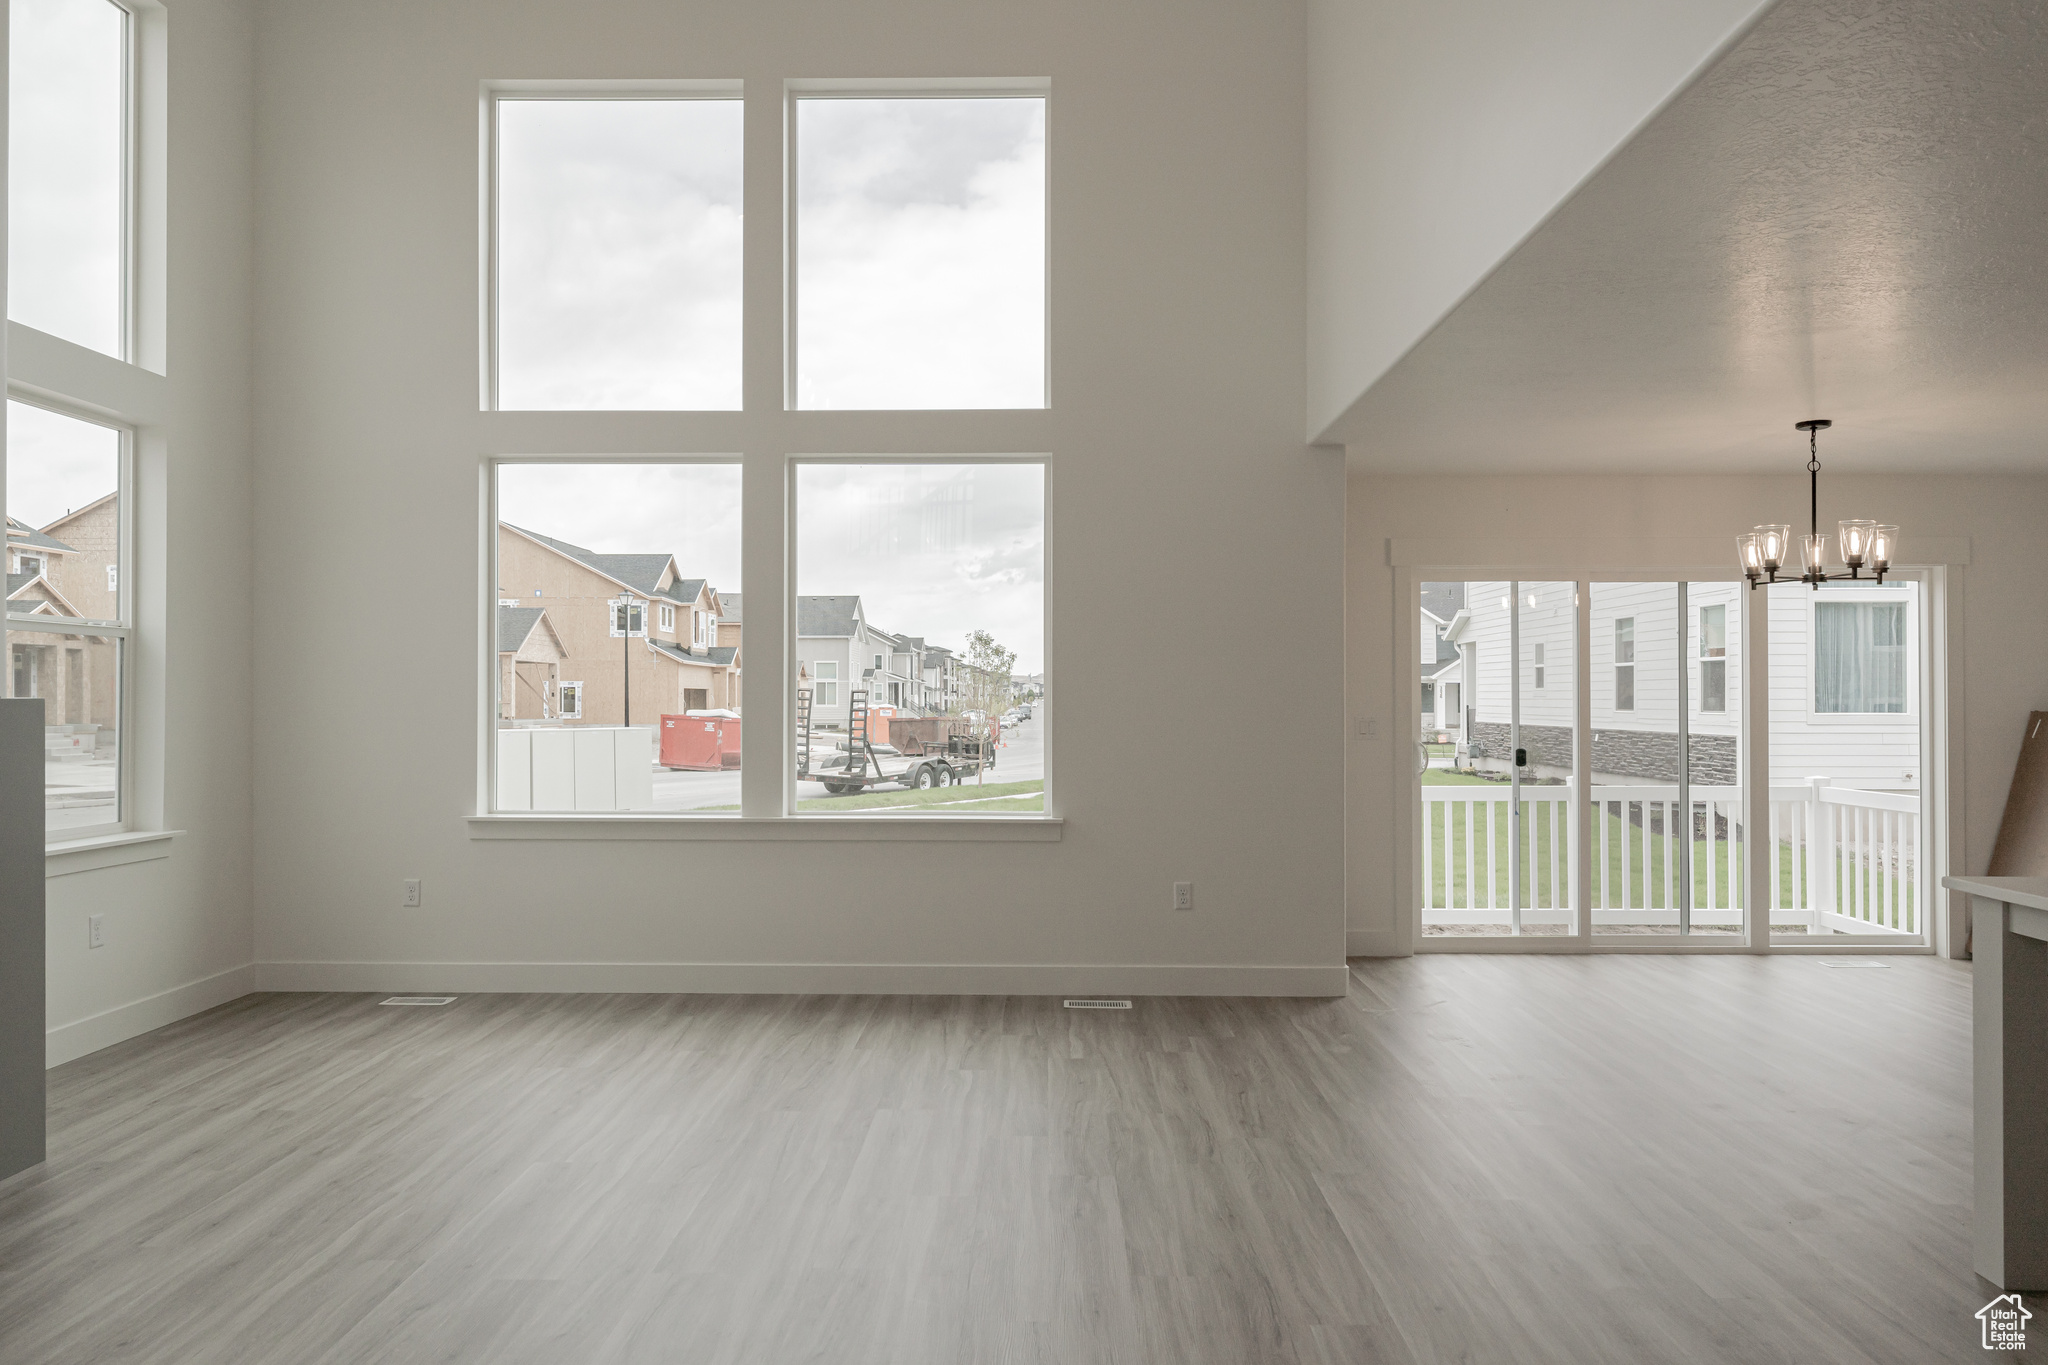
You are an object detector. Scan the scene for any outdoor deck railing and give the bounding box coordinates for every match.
[1419,778,1920,935]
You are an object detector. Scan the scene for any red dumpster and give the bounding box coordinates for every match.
[660,713,724,770]
[717,717,741,768]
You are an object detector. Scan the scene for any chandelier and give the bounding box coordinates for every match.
[1737,419,1896,590]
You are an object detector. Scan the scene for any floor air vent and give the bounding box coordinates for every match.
[1064,998,1132,1009]
[1818,962,1893,969]
[380,996,458,1005]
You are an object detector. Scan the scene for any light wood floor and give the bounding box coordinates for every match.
[0,956,1985,1363]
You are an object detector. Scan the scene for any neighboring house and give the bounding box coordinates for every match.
[1419,582,1465,736]
[497,606,568,720]
[498,524,739,725]
[7,512,119,732]
[717,592,742,653]
[38,493,119,623]
[1437,578,1920,792]
[798,595,875,726]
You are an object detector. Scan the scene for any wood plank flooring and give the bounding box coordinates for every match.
[0,956,1987,1363]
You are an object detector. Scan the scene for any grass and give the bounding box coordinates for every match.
[697,778,1044,814]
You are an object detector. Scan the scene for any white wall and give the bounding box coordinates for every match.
[1305,0,1770,440]
[1349,472,2048,956]
[251,0,1346,994]
[39,0,259,1063]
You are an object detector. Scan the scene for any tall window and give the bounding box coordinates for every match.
[793,94,1047,409]
[1614,618,1635,712]
[1532,642,1545,690]
[6,400,127,837]
[492,462,741,813]
[1815,601,1907,713]
[493,95,744,410]
[1698,604,1726,712]
[9,0,129,357]
[794,462,1044,812]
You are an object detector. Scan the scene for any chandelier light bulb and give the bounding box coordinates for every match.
[1868,525,1897,571]
[1838,520,1876,567]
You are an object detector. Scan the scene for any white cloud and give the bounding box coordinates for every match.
[8,0,125,357]
[7,400,120,531]
[497,99,744,410]
[797,463,1044,672]
[796,98,1046,410]
[498,464,742,592]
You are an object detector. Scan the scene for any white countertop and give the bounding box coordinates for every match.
[1944,875,2048,913]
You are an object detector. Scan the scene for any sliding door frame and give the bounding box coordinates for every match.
[1395,554,1949,956]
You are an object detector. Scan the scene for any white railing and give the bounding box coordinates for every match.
[1420,778,1920,936]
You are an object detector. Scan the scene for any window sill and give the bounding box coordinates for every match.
[467,815,1062,842]
[46,829,181,877]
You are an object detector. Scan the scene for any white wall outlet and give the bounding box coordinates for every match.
[403,879,422,908]
[1173,881,1193,911]
[88,914,105,949]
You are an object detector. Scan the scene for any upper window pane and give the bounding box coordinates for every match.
[7,400,122,625]
[495,98,743,410]
[795,97,1046,410]
[8,0,127,357]
[1814,600,1908,714]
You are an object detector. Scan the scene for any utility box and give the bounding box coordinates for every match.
[660,714,725,771]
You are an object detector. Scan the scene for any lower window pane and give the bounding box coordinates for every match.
[794,462,1045,813]
[8,629,121,836]
[493,462,741,813]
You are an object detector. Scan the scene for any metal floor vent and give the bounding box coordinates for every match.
[1818,962,1893,970]
[1064,998,1132,1009]
[380,996,458,1005]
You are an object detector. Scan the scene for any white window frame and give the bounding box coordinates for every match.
[813,660,838,707]
[1532,641,1545,690]
[557,680,583,719]
[1803,585,1918,724]
[5,395,137,844]
[659,603,675,633]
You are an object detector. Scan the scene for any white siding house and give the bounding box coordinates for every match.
[1435,578,1919,792]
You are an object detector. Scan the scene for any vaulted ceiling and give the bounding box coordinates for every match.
[1330,0,2048,474]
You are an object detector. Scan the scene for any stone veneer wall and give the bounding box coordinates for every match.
[1469,722,1737,784]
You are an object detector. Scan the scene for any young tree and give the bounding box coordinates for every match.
[959,630,1016,777]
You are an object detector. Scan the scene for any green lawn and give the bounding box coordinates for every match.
[700,779,1045,814]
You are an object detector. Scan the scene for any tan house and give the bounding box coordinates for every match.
[497,606,568,720]
[497,524,740,725]
[8,511,118,731]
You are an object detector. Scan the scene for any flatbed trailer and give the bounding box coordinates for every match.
[796,688,995,795]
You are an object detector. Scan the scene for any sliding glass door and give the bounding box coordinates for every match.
[1416,581,1576,937]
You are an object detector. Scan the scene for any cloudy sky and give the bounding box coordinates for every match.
[8,0,125,357]
[499,461,1044,673]
[497,97,745,410]
[498,463,743,590]
[7,400,121,531]
[796,97,1045,410]
[797,462,1044,672]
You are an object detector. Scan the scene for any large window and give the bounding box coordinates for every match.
[1613,618,1635,711]
[492,462,741,813]
[793,462,1044,813]
[8,0,129,357]
[492,94,744,410]
[6,399,128,837]
[793,94,1047,410]
[1698,603,1726,713]
[1814,601,1907,714]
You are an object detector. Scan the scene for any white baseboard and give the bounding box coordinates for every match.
[47,963,256,1068]
[254,960,1350,998]
[1346,929,1407,958]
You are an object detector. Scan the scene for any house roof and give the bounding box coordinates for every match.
[650,640,739,668]
[717,592,742,622]
[797,595,862,637]
[667,577,708,607]
[6,517,75,554]
[497,606,565,657]
[505,525,681,598]
[39,492,117,538]
[1420,581,1465,624]
[7,571,86,618]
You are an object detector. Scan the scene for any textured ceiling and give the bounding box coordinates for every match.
[1331,0,2048,473]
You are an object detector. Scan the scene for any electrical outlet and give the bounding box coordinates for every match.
[1173,881,1193,911]
[403,879,422,908]
[88,915,105,949]
[1356,716,1380,739]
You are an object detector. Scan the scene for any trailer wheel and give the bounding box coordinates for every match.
[913,766,938,790]
[822,781,852,795]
